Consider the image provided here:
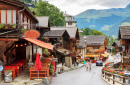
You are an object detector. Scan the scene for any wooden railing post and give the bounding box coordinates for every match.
[123,77,125,84]
[113,75,115,84]
[105,71,106,79]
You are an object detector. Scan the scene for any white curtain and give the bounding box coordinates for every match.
[1,10,6,24]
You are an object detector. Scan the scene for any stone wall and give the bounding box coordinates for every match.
[65,57,72,68]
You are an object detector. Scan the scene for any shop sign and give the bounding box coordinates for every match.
[53,58,58,62]
[24,30,40,39]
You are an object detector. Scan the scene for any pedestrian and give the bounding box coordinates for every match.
[76,58,79,66]
[83,60,86,67]
[85,61,89,71]
[89,60,92,71]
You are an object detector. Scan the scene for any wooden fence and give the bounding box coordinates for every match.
[102,70,129,85]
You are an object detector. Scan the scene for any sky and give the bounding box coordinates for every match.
[44,0,130,16]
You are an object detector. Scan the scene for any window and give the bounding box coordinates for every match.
[13,10,16,24]
[7,10,11,24]
[1,10,6,23]
[69,17,72,20]
[93,47,99,49]
[68,22,72,25]
[1,10,16,24]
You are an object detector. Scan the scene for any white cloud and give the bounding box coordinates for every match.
[121,22,130,26]
[101,25,112,30]
[45,0,130,16]
[90,25,96,27]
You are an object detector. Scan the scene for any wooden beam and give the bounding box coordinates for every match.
[0,38,18,41]
[0,10,1,23]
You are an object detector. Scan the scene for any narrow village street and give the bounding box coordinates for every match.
[50,66,108,85]
[49,54,114,85]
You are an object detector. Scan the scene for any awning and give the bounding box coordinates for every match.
[23,37,54,50]
[101,54,108,57]
[84,55,99,57]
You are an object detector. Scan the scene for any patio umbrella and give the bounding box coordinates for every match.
[35,53,41,79]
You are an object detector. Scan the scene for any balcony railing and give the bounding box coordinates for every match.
[0,24,17,30]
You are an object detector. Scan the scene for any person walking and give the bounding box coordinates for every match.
[83,60,86,67]
[76,58,79,66]
[89,60,92,71]
[85,61,89,71]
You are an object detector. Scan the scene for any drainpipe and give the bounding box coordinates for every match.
[18,6,26,38]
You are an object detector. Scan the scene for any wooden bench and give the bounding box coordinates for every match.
[11,62,24,73]
[2,68,15,80]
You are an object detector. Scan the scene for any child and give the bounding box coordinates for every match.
[85,61,89,71]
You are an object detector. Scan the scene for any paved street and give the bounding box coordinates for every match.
[49,53,114,85]
[50,65,109,85]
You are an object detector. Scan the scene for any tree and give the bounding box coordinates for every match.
[111,47,116,53]
[90,29,105,35]
[106,35,116,46]
[35,0,65,27]
[81,27,91,35]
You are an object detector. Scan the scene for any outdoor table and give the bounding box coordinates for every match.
[29,66,49,80]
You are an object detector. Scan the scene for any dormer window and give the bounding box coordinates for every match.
[69,17,72,20]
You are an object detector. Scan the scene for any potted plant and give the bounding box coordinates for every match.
[12,24,16,29]
[49,63,54,76]
[21,28,26,34]
[118,72,124,76]
[0,24,4,29]
[43,48,51,57]
[110,70,115,74]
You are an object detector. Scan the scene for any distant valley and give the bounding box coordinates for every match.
[75,4,130,37]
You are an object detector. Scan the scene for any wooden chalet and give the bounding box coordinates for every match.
[118,26,130,70]
[43,30,70,65]
[112,41,122,52]
[50,26,80,67]
[0,0,54,80]
[84,35,108,62]
[105,46,113,53]
[77,36,87,59]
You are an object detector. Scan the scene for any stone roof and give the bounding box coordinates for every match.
[115,41,121,47]
[86,35,106,46]
[50,26,78,38]
[36,17,49,27]
[77,36,87,48]
[106,46,113,49]
[119,26,130,39]
[43,30,68,38]
[77,35,106,48]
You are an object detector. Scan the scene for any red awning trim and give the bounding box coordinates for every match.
[23,37,54,50]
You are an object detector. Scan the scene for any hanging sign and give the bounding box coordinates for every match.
[24,30,40,39]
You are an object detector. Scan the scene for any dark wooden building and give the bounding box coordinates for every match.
[50,26,80,67]
[118,26,130,70]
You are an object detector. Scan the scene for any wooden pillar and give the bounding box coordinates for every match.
[113,75,115,84]
[32,44,34,62]
[123,77,125,84]
[121,63,123,71]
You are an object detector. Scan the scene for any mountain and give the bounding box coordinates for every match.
[75,4,130,37]
[102,16,130,37]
